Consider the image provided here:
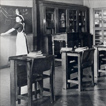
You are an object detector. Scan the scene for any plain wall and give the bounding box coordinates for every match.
[0,0,83,6]
[0,34,33,67]
[0,0,32,7]
[0,0,83,67]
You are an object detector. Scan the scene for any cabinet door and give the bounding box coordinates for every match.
[68,10,77,32]
[58,9,66,33]
[95,29,103,45]
[103,9,106,42]
[78,10,87,32]
[94,9,103,45]
[45,7,56,35]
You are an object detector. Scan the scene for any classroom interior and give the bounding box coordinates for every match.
[1,0,106,106]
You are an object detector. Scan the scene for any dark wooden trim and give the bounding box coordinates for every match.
[32,0,38,50]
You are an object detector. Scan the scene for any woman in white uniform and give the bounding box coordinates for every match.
[1,14,28,55]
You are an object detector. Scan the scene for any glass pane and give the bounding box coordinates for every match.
[103,19,106,27]
[95,19,102,27]
[95,40,101,45]
[94,10,102,18]
[103,9,106,18]
[69,10,77,32]
[46,8,55,34]
[95,30,103,44]
[78,10,86,32]
[58,9,66,33]
[95,30,102,36]
[104,30,106,42]
[104,30,106,36]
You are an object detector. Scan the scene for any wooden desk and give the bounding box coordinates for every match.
[9,55,33,106]
[9,55,54,106]
[94,45,106,84]
[61,49,82,91]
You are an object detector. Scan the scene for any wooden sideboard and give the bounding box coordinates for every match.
[33,0,89,54]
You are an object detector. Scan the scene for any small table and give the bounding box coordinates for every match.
[61,48,85,91]
[94,45,106,84]
[9,55,46,106]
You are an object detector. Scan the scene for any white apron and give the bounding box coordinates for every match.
[16,31,28,55]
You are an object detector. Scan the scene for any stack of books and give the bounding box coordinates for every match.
[60,47,72,52]
[27,51,45,58]
[75,47,88,52]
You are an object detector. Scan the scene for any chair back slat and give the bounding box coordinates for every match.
[32,55,54,74]
[81,48,95,67]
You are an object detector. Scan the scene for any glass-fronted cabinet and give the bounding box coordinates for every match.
[94,8,106,45]
[35,0,89,54]
[42,4,89,35]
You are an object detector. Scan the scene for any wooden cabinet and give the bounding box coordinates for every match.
[33,0,89,54]
[93,8,106,45]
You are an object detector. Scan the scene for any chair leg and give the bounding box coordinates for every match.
[81,69,84,91]
[38,79,43,98]
[67,82,70,89]
[34,82,37,99]
[98,72,101,77]
[91,65,94,86]
[50,75,55,103]
[17,86,21,104]
[98,62,101,77]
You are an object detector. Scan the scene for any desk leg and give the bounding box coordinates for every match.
[94,47,98,84]
[62,52,68,90]
[50,60,55,103]
[78,55,81,91]
[27,62,32,106]
[10,60,17,106]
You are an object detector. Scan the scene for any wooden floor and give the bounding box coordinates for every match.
[0,65,106,106]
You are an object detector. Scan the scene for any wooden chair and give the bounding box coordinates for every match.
[17,64,43,104]
[32,55,55,103]
[17,55,55,104]
[67,48,95,90]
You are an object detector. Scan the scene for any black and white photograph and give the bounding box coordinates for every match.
[0,0,106,106]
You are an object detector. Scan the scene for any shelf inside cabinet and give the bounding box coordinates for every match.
[69,19,77,21]
[95,36,102,40]
[95,39,102,41]
[95,39,102,45]
[95,30,102,35]
[95,19,102,27]
[103,21,106,27]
